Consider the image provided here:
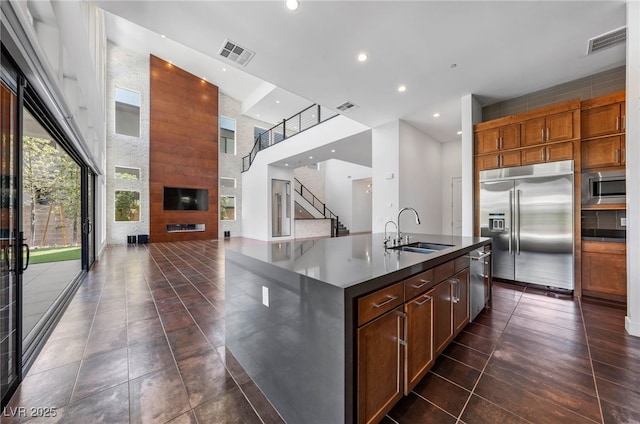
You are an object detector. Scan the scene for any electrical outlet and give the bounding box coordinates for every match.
[621,217,627,227]
[262,286,269,307]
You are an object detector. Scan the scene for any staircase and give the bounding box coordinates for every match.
[293,178,349,237]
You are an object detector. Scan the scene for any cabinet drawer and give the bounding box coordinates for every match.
[454,255,469,273]
[404,269,434,300]
[358,282,404,326]
[433,260,455,284]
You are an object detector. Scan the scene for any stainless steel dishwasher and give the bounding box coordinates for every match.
[469,247,492,321]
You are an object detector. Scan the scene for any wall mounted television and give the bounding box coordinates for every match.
[163,187,209,211]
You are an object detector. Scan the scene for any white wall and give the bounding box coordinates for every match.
[398,121,443,235]
[441,140,462,235]
[325,160,372,232]
[626,0,640,337]
[461,94,482,237]
[372,121,400,233]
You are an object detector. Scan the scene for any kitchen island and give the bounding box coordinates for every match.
[224,233,491,424]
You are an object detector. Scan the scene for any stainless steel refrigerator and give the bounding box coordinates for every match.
[479,160,574,291]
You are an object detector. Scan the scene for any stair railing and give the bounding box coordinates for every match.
[294,178,341,237]
[241,104,338,172]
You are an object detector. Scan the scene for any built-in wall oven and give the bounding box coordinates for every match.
[582,170,626,206]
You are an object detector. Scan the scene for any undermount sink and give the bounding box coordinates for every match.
[390,241,455,254]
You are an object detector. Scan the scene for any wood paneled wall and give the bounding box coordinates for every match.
[149,55,218,242]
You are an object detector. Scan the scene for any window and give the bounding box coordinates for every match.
[115,87,141,137]
[115,166,140,180]
[220,195,236,220]
[220,177,236,188]
[115,190,140,221]
[220,116,236,154]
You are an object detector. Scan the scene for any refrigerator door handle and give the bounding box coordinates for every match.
[508,189,514,255]
[516,189,521,255]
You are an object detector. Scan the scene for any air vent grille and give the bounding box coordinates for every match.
[218,39,255,66]
[336,101,359,112]
[587,27,626,55]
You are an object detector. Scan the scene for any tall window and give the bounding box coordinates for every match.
[115,190,140,221]
[115,87,141,137]
[220,195,236,220]
[220,116,236,154]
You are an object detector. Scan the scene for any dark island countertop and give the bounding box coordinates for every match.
[224,233,490,424]
[226,232,490,297]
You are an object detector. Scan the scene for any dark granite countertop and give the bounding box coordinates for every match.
[226,233,490,296]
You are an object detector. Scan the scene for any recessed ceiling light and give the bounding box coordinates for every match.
[331,149,336,153]
[285,163,289,167]
[309,156,313,159]
[222,67,227,72]
[358,52,368,62]
[276,100,280,104]
[285,0,299,11]
[161,34,166,39]
[256,114,260,118]
[457,130,463,135]
[398,85,407,93]
[433,113,440,118]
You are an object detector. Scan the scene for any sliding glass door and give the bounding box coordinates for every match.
[0,69,22,408]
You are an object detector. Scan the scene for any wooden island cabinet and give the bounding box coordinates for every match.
[356,253,472,424]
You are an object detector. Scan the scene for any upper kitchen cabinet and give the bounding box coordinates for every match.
[475,124,520,154]
[581,90,626,139]
[581,135,625,169]
[521,111,574,146]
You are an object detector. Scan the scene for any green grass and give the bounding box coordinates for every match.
[29,246,81,264]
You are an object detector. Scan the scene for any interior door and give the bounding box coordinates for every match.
[1,77,22,407]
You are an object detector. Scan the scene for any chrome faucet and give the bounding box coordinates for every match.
[397,207,421,244]
[383,220,398,248]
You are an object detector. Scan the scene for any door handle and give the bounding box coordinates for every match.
[21,243,30,272]
[415,295,432,306]
[411,279,430,289]
[373,295,398,308]
[516,190,521,255]
[508,189,513,255]
[4,245,15,272]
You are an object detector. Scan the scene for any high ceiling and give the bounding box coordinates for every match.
[94,0,626,148]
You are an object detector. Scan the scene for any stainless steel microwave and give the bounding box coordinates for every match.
[582,170,626,205]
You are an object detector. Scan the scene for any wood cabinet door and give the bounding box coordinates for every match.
[476,128,501,154]
[501,150,521,168]
[475,154,500,171]
[621,135,626,166]
[521,117,546,146]
[521,146,546,166]
[432,281,453,356]
[452,269,470,335]
[357,306,404,424]
[546,112,573,142]
[546,141,573,162]
[582,242,626,297]
[500,124,521,150]
[581,103,622,139]
[581,136,622,169]
[404,292,434,395]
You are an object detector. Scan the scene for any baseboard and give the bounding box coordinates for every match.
[625,316,640,337]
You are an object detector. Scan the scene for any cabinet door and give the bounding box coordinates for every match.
[501,150,521,168]
[475,128,501,154]
[432,281,453,356]
[581,103,622,139]
[475,154,499,172]
[582,243,626,297]
[521,117,546,146]
[357,306,404,424]
[621,135,626,166]
[452,269,470,335]
[546,141,573,162]
[500,124,521,150]
[581,136,622,169]
[546,112,573,142]
[404,292,434,395]
[521,146,546,166]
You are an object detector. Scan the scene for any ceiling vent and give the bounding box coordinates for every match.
[587,26,626,55]
[336,101,359,112]
[218,39,255,66]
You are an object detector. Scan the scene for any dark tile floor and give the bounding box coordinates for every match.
[3,240,639,423]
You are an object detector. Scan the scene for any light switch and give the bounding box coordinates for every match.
[621,217,627,227]
[385,172,394,180]
[262,286,270,307]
